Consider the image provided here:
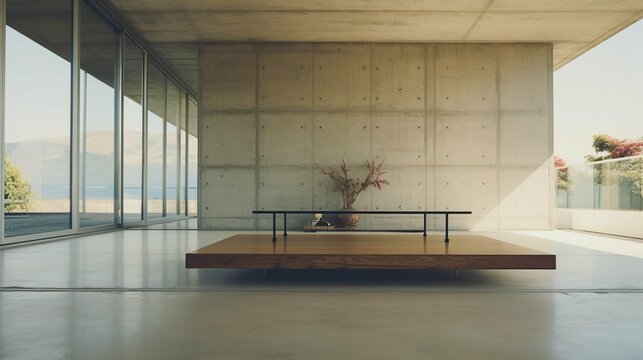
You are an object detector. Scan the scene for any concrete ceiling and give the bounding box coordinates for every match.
[106,0,643,96]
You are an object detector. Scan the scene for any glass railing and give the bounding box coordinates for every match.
[556,155,643,211]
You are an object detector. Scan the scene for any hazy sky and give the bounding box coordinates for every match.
[554,20,643,166]
[5,26,145,144]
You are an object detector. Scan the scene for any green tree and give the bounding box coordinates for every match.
[585,134,643,200]
[585,134,643,162]
[4,157,32,211]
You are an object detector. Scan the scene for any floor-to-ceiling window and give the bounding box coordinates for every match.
[179,93,188,215]
[122,35,144,223]
[3,0,73,239]
[147,63,165,219]
[1,0,196,245]
[79,2,118,227]
[165,82,180,216]
[187,100,198,216]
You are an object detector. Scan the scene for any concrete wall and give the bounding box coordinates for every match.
[198,43,554,231]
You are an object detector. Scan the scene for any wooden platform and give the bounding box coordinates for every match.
[186,234,556,270]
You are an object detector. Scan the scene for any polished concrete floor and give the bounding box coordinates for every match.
[1,222,643,359]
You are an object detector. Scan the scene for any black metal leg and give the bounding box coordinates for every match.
[283,213,287,236]
[272,213,276,242]
[444,214,449,243]
[423,214,427,237]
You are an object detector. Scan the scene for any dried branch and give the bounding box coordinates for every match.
[316,158,389,209]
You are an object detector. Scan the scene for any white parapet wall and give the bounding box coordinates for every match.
[556,209,643,239]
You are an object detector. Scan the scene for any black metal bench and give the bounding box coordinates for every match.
[253,210,473,243]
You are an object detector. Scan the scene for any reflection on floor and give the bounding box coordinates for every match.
[134,217,199,230]
[1,225,643,359]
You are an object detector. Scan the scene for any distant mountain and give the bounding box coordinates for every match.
[6,130,194,200]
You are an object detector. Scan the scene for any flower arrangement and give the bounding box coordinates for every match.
[317,158,389,210]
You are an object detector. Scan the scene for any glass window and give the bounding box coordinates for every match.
[79,2,118,227]
[179,92,188,216]
[595,159,643,211]
[165,82,180,216]
[565,158,643,211]
[187,100,198,216]
[123,36,144,223]
[3,0,72,239]
[147,63,165,219]
[568,164,595,209]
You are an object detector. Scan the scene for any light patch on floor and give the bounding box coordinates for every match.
[518,230,643,259]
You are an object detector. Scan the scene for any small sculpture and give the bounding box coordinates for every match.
[315,219,331,226]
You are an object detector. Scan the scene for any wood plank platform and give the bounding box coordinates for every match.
[186,234,556,270]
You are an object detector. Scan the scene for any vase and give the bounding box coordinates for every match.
[338,210,360,227]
